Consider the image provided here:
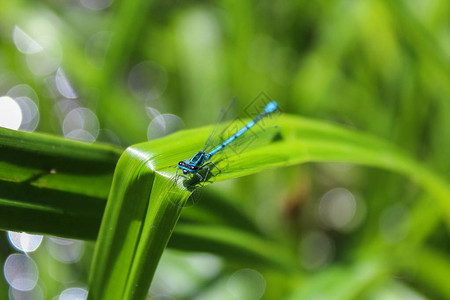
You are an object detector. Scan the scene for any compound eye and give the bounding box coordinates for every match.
[183,169,188,174]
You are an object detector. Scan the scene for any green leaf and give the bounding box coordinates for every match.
[0,127,121,196]
[0,127,121,239]
[88,115,449,300]
[87,145,191,300]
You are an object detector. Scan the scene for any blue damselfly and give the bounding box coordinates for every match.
[177,100,278,182]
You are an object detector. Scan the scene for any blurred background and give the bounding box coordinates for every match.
[0,0,450,299]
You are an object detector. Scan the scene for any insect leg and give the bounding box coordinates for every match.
[195,172,203,181]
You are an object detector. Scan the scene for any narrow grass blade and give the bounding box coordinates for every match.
[0,127,121,197]
[87,146,191,300]
[0,127,121,238]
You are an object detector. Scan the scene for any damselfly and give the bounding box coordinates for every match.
[177,100,278,182]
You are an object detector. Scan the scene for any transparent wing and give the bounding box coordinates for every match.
[208,125,281,173]
[202,98,237,153]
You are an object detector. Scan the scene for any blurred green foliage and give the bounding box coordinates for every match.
[0,0,450,299]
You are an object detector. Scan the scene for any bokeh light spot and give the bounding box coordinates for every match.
[227,269,266,300]
[147,114,184,140]
[6,84,40,131]
[7,232,43,253]
[97,129,122,146]
[146,106,161,119]
[299,231,334,270]
[14,97,39,132]
[47,237,85,264]
[7,84,39,104]
[64,129,96,142]
[4,254,39,291]
[128,61,168,101]
[63,108,99,141]
[185,253,222,279]
[0,96,23,129]
[9,284,44,300]
[319,188,357,231]
[25,36,62,76]
[55,68,78,99]
[12,26,43,54]
[59,287,88,300]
